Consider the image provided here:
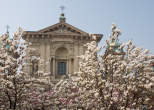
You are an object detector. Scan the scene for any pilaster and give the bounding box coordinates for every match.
[68,58,71,74]
[46,41,50,73]
[74,42,79,72]
[53,57,56,79]
[40,37,45,72]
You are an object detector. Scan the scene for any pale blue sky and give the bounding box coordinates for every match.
[0,0,154,53]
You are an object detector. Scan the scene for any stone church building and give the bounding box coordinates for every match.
[23,13,102,78]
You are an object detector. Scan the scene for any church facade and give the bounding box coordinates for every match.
[23,13,103,78]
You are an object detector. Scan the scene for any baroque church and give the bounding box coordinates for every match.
[23,13,103,79]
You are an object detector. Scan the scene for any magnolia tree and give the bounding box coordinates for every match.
[0,29,56,110]
[0,28,72,110]
[0,24,153,110]
[24,56,54,110]
[75,24,154,110]
[52,76,82,109]
[0,29,49,110]
[24,72,53,110]
[27,74,81,109]
[0,28,31,109]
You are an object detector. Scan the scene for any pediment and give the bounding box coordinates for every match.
[38,22,88,35]
[23,21,103,43]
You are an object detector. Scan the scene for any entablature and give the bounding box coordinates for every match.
[23,32,102,43]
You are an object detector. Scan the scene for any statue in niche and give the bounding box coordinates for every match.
[32,61,38,74]
[31,56,39,76]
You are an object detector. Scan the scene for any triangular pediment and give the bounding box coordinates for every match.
[38,22,88,35]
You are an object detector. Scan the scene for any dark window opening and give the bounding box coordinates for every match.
[58,62,66,75]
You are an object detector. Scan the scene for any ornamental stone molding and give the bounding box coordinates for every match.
[22,13,103,79]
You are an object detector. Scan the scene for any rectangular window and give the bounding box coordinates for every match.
[58,62,66,75]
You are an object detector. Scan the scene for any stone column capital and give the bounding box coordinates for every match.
[51,56,55,59]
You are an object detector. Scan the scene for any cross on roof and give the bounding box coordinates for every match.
[60,6,65,13]
[6,25,10,34]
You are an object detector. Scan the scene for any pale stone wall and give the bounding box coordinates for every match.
[23,33,102,80]
[24,36,87,78]
[23,20,102,79]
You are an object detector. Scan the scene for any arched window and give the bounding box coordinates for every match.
[55,47,68,58]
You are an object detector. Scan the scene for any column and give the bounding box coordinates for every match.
[26,59,32,76]
[78,44,84,71]
[53,57,55,79]
[25,55,31,74]
[69,58,72,74]
[40,38,45,73]
[46,43,50,73]
[71,58,74,73]
[67,59,69,75]
[74,43,79,72]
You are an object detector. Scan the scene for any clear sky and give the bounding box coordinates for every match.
[0,0,154,53]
